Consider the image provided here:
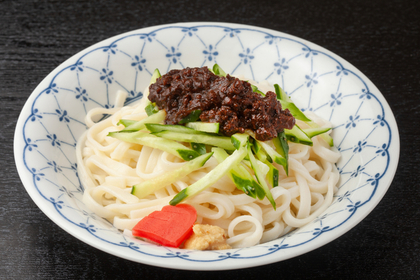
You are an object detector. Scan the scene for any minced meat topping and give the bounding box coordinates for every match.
[148,66,295,141]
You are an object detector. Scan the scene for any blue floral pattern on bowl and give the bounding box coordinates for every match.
[14,23,399,270]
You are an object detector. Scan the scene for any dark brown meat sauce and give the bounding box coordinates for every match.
[148,67,295,141]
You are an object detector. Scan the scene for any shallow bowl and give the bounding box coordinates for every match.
[14,22,399,270]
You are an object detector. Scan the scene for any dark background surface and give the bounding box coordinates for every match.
[1,0,419,279]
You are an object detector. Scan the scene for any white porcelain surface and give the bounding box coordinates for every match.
[14,22,399,270]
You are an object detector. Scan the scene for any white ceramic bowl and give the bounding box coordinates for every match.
[14,22,399,270]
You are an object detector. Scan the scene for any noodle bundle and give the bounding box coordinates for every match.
[77,81,340,249]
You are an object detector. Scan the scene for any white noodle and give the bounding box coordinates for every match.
[76,81,341,249]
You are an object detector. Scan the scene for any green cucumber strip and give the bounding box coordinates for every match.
[266,161,279,188]
[150,68,161,85]
[272,131,289,175]
[170,145,248,205]
[253,142,269,163]
[212,64,227,77]
[231,133,249,150]
[142,69,162,110]
[273,82,333,146]
[284,125,313,146]
[321,133,334,146]
[241,159,252,169]
[257,140,287,167]
[210,147,229,162]
[179,110,202,124]
[303,127,331,138]
[185,122,220,134]
[251,84,265,96]
[212,147,265,200]
[242,159,268,174]
[279,100,311,122]
[274,83,331,145]
[118,119,137,127]
[252,139,262,153]
[256,159,270,177]
[145,103,159,116]
[120,110,166,132]
[191,142,207,155]
[247,144,276,209]
[274,84,291,102]
[231,173,265,199]
[154,130,235,151]
[307,121,334,146]
[145,123,200,134]
[274,131,289,158]
[108,131,200,161]
[131,152,213,199]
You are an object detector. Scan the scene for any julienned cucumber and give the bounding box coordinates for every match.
[150,68,161,84]
[120,110,166,132]
[131,152,213,199]
[118,119,137,127]
[179,110,202,124]
[212,64,227,77]
[191,142,207,155]
[272,131,289,175]
[153,130,235,151]
[247,144,276,209]
[274,83,291,102]
[284,125,313,146]
[142,69,162,114]
[307,121,334,146]
[279,100,311,122]
[108,131,200,161]
[285,125,333,146]
[212,147,265,200]
[252,139,262,153]
[254,141,283,180]
[266,161,279,188]
[303,127,331,138]
[147,122,220,135]
[253,143,268,163]
[145,103,159,116]
[145,123,201,134]
[231,133,249,150]
[170,136,248,205]
[273,83,334,146]
[185,122,220,134]
[251,84,265,96]
[276,89,311,123]
[257,140,287,167]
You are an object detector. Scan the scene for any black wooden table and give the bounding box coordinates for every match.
[1,0,419,279]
